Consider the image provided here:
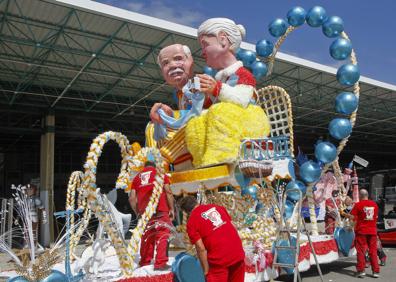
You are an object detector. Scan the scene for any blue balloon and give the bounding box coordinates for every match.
[236,48,244,60]
[7,271,69,282]
[335,92,359,114]
[251,61,268,79]
[329,118,352,140]
[286,180,307,201]
[334,226,355,257]
[234,166,250,189]
[172,252,205,282]
[337,64,360,86]
[330,38,352,60]
[314,141,337,164]
[238,49,256,67]
[268,18,288,37]
[40,270,68,282]
[300,160,321,183]
[322,16,344,38]
[306,6,328,27]
[284,200,295,219]
[287,6,306,27]
[241,185,257,200]
[256,39,274,57]
[203,66,216,77]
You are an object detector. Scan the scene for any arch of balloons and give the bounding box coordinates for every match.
[203,6,360,232]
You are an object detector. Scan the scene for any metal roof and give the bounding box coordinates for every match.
[1,0,395,166]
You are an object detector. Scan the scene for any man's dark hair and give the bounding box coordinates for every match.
[178,195,198,213]
[29,184,37,190]
[332,190,340,196]
[144,161,156,167]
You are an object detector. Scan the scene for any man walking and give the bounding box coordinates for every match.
[348,189,380,278]
[178,196,245,282]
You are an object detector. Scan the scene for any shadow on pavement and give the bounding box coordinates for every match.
[276,260,356,281]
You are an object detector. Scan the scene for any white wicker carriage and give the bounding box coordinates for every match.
[237,85,294,178]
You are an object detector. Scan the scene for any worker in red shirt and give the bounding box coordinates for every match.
[129,155,175,270]
[178,195,245,282]
[347,189,380,278]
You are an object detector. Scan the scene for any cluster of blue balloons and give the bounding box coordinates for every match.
[205,5,360,85]
[312,94,358,179]
[230,6,361,224]
[264,6,360,186]
[259,7,361,224]
[235,46,270,80]
[203,46,270,80]
[211,6,359,85]
[268,6,360,86]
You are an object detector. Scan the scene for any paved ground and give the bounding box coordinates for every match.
[276,247,396,282]
[1,246,395,281]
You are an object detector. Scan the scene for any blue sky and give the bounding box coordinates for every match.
[96,0,396,85]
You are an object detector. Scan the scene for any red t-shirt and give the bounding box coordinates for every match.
[186,204,245,267]
[130,166,170,215]
[350,199,378,235]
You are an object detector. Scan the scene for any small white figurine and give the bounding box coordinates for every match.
[26,184,47,247]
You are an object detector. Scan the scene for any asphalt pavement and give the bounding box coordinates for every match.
[1,246,395,281]
[276,247,396,282]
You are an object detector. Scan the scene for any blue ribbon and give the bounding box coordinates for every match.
[154,89,205,141]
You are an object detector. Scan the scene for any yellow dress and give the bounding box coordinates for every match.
[186,102,270,167]
[146,62,271,168]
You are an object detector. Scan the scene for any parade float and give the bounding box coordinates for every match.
[1,5,361,282]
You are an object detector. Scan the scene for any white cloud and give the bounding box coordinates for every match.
[124,0,204,27]
[126,2,144,11]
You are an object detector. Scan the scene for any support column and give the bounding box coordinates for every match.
[40,114,55,246]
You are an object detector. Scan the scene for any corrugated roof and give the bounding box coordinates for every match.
[0,0,395,160]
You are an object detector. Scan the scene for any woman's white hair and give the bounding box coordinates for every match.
[157,44,192,66]
[198,18,246,52]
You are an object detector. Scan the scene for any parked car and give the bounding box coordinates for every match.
[378,212,396,245]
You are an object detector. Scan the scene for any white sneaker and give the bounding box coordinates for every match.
[356,272,366,278]
[372,272,380,278]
